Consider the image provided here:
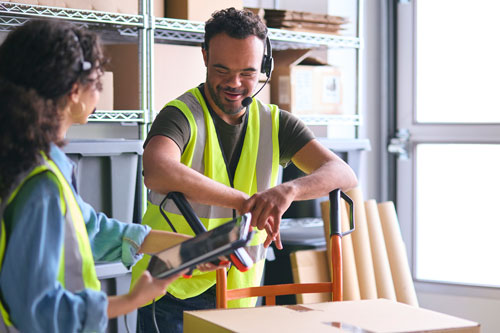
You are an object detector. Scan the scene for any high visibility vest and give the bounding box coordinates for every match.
[0,153,100,332]
[131,88,280,308]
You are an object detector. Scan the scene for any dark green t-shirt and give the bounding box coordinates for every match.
[145,85,314,175]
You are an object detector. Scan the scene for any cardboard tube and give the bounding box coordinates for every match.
[364,200,397,301]
[346,187,377,299]
[378,201,419,307]
[320,201,332,280]
[340,200,360,301]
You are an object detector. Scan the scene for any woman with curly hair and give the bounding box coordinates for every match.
[0,20,199,332]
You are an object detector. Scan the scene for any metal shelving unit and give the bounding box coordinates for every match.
[0,2,146,125]
[153,14,362,129]
[0,1,362,130]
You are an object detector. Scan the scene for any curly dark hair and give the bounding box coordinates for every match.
[204,7,267,50]
[0,20,108,200]
[0,19,107,108]
[0,80,59,200]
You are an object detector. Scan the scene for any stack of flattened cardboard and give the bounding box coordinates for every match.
[264,9,348,34]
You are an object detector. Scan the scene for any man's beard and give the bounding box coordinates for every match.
[206,81,247,116]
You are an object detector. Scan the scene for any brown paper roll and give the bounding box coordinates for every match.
[364,200,397,301]
[321,200,360,301]
[378,201,419,307]
[346,187,377,299]
[320,201,332,279]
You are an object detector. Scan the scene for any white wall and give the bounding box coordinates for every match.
[358,0,381,202]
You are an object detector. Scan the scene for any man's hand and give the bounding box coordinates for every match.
[241,183,296,250]
[196,257,232,272]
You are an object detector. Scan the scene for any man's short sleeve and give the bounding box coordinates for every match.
[278,110,315,166]
[144,106,191,152]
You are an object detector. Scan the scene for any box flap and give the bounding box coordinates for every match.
[273,49,311,67]
[299,56,329,66]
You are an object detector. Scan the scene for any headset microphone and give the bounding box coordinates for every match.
[241,96,252,108]
[241,75,270,108]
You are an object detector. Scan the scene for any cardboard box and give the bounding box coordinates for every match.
[264,9,348,34]
[105,43,206,112]
[184,299,480,333]
[165,0,243,22]
[290,249,330,304]
[256,79,271,105]
[3,0,164,16]
[271,49,343,115]
[96,71,113,111]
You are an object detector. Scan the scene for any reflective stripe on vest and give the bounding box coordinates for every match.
[149,88,279,221]
[0,154,100,330]
[132,89,280,307]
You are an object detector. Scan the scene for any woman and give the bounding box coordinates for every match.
[0,20,218,332]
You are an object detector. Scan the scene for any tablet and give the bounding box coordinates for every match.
[147,213,254,279]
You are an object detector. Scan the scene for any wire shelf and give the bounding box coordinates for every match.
[154,29,204,43]
[154,17,360,49]
[88,110,145,123]
[268,28,360,49]
[155,17,205,32]
[0,3,143,26]
[298,114,361,126]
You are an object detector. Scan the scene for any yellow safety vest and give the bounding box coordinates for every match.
[0,153,100,331]
[132,88,280,308]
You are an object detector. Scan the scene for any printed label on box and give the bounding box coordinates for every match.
[322,75,340,104]
[294,70,313,112]
[278,76,291,104]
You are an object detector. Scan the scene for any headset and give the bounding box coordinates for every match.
[71,30,91,72]
[261,36,274,79]
[241,35,273,107]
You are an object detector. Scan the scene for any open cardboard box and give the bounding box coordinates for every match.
[95,71,113,111]
[271,49,343,115]
[184,299,480,333]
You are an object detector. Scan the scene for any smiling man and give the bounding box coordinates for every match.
[131,7,357,333]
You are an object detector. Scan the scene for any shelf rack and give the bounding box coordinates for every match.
[0,2,362,127]
[0,3,142,25]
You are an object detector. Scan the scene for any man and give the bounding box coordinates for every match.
[131,7,357,333]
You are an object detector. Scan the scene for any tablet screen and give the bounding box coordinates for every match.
[147,213,253,279]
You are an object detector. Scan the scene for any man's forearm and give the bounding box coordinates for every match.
[144,153,248,211]
[283,158,358,201]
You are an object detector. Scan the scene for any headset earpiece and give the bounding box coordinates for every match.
[261,36,274,78]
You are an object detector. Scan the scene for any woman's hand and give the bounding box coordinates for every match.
[107,269,187,318]
[128,270,187,305]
